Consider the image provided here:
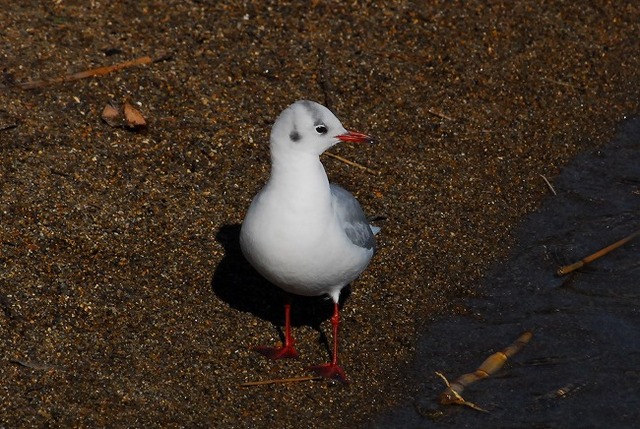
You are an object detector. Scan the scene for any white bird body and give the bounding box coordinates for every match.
[239,100,376,382]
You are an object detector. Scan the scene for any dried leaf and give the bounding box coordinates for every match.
[101,101,122,127]
[123,102,146,129]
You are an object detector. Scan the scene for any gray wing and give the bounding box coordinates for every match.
[330,184,376,250]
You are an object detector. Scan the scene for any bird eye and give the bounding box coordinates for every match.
[315,124,328,134]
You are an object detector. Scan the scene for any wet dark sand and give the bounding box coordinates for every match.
[373,117,640,428]
[1,2,639,427]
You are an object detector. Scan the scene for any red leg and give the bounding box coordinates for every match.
[308,302,349,383]
[253,303,299,359]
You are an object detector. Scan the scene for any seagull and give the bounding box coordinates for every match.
[240,100,377,383]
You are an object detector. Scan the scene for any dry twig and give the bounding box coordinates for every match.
[540,175,557,195]
[11,359,60,371]
[16,52,171,90]
[324,152,378,175]
[240,375,322,387]
[426,108,454,121]
[557,228,640,275]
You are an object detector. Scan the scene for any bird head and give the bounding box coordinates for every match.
[270,100,373,157]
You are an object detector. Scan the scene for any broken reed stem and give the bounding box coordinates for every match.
[240,375,322,387]
[16,52,170,90]
[557,228,640,276]
[436,331,533,413]
[324,152,378,175]
[435,371,488,413]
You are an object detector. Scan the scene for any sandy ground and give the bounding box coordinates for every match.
[1,1,638,427]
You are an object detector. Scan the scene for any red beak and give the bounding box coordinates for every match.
[336,130,375,144]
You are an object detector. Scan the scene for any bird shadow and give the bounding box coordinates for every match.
[211,224,351,350]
